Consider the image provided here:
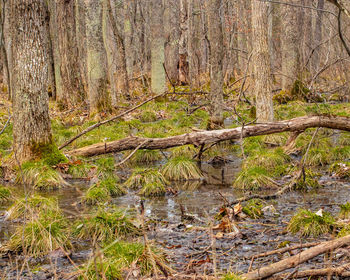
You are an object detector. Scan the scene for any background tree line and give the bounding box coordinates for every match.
[1,0,350,163]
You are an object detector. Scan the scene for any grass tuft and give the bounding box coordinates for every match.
[124,168,168,189]
[287,208,334,237]
[233,166,279,190]
[329,162,350,179]
[0,185,12,204]
[74,207,140,242]
[139,182,166,197]
[131,149,162,164]
[242,199,264,219]
[82,185,111,205]
[162,156,202,181]
[339,202,350,219]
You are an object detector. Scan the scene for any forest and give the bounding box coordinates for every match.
[0,0,349,279]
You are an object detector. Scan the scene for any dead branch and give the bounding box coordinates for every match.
[242,235,350,280]
[251,242,320,259]
[67,115,350,157]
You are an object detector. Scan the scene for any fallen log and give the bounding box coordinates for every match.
[67,115,350,157]
[242,235,350,280]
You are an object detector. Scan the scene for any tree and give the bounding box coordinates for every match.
[10,0,53,164]
[281,0,302,91]
[150,0,166,94]
[251,0,274,122]
[85,0,111,116]
[207,0,224,128]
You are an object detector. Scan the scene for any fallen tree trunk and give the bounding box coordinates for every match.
[67,115,350,157]
[242,235,350,280]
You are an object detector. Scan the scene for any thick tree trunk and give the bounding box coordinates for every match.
[10,0,53,164]
[85,0,111,116]
[281,0,302,91]
[67,115,350,157]
[312,0,325,71]
[150,0,166,94]
[207,0,224,128]
[178,0,189,85]
[251,0,274,122]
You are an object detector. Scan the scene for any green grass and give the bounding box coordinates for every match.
[78,241,170,280]
[124,168,168,189]
[287,208,335,237]
[139,182,166,197]
[2,207,71,257]
[329,162,350,179]
[99,176,126,197]
[82,185,111,205]
[74,207,140,242]
[162,156,202,181]
[233,166,279,190]
[131,149,162,164]
[6,195,59,220]
[18,161,69,190]
[339,202,350,219]
[0,185,12,204]
[242,199,264,219]
[294,169,321,191]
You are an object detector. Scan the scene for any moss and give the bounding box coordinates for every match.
[32,143,68,166]
[96,156,115,175]
[139,110,158,123]
[287,208,335,237]
[222,273,244,280]
[233,166,279,191]
[74,207,140,242]
[2,207,71,257]
[0,185,12,204]
[338,224,350,237]
[162,156,202,181]
[242,199,264,219]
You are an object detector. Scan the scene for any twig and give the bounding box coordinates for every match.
[0,113,11,135]
[115,139,149,167]
[59,93,167,150]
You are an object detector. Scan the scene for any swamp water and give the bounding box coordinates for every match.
[0,157,349,278]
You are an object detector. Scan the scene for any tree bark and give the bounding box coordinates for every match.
[10,0,53,163]
[150,0,166,94]
[251,0,274,122]
[67,115,350,157]
[281,0,302,91]
[243,235,350,280]
[85,0,111,116]
[207,0,224,128]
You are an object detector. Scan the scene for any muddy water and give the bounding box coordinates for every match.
[0,158,350,277]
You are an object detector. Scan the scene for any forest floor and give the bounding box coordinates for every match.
[0,89,349,279]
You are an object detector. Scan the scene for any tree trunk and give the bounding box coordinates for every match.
[150,0,166,94]
[67,115,350,157]
[85,0,111,116]
[251,0,274,122]
[178,0,189,85]
[106,0,130,100]
[281,0,302,91]
[56,0,85,109]
[207,0,224,128]
[312,0,325,71]
[10,0,53,164]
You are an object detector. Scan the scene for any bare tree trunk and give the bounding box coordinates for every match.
[106,0,129,101]
[188,0,201,86]
[179,0,189,85]
[251,0,274,122]
[313,0,325,71]
[164,0,179,84]
[2,2,12,99]
[150,0,166,94]
[10,0,53,164]
[85,0,111,116]
[207,0,224,128]
[56,0,85,109]
[281,0,302,91]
